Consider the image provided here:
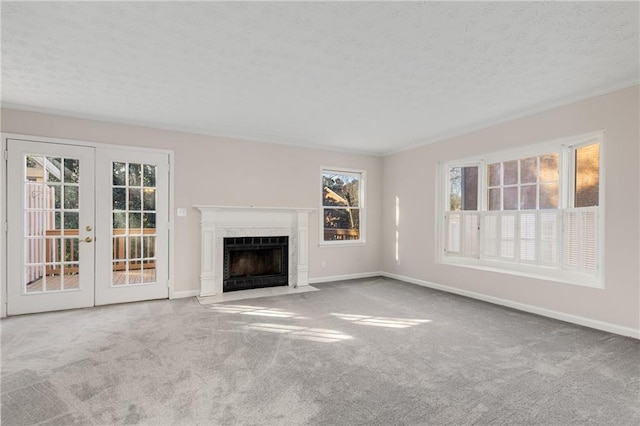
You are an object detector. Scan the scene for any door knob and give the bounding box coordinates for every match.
[80,237,93,243]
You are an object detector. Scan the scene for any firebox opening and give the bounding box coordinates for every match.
[228,248,283,278]
[223,236,288,292]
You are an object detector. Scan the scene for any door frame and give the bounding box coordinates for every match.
[1,133,175,317]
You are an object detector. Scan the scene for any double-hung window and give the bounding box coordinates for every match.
[440,132,603,287]
[321,168,365,244]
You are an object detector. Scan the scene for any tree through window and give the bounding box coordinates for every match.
[322,169,363,242]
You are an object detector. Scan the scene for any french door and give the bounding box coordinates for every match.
[6,139,169,315]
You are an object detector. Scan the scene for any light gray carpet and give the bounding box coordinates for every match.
[2,277,639,425]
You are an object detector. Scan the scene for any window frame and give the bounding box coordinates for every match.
[436,131,604,288]
[319,167,366,246]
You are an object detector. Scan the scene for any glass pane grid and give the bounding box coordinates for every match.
[322,170,362,241]
[112,161,158,285]
[24,154,81,293]
[487,153,559,211]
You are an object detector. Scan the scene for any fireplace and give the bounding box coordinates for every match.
[223,236,288,292]
[195,206,312,297]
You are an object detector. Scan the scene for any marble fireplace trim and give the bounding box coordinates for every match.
[194,206,314,297]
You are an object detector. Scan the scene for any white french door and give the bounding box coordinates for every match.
[6,139,169,315]
[7,140,95,314]
[94,148,169,305]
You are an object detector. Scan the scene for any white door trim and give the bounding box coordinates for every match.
[1,133,175,317]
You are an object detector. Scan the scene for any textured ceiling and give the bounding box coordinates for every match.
[1,1,638,155]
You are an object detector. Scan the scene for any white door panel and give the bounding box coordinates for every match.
[94,148,169,305]
[7,140,95,315]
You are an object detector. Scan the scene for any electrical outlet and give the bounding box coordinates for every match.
[177,208,187,217]
[321,260,327,268]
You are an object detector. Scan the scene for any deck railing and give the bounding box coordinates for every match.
[323,228,360,241]
[40,229,156,274]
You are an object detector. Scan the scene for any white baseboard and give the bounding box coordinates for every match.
[308,271,383,284]
[381,272,640,339]
[170,289,200,299]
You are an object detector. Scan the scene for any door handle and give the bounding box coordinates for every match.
[80,237,93,243]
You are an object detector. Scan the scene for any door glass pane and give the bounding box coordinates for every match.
[63,159,79,183]
[23,154,81,293]
[63,263,80,289]
[46,238,62,263]
[63,186,79,209]
[128,163,141,186]
[50,185,61,209]
[113,212,126,229]
[112,162,158,285]
[113,162,126,185]
[143,236,156,258]
[129,212,141,230]
[128,188,142,210]
[143,165,156,187]
[46,157,62,183]
[25,212,44,236]
[143,189,156,211]
[143,213,155,229]
[25,265,44,293]
[63,212,79,233]
[26,156,44,181]
[64,238,79,262]
[113,188,126,210]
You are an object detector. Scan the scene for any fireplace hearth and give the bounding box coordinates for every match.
[223,236,288,292]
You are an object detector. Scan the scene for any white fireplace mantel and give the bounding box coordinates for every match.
[194,205,314,297]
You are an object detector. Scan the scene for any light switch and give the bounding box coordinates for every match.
[177,208,187,217]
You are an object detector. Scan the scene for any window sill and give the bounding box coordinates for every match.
[438,257,603,289]
[319,240,367,248]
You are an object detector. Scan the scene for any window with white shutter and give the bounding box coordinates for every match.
[439,132,603,287]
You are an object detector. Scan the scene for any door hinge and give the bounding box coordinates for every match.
[4,222,7,232]
[3,150,7,161]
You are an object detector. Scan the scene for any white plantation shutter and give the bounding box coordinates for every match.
[563,210,579,268]
[580,209,597,271]
[539,210,560,266]
[481,213,499,259]
[445,212,479,258]
[563,208,598,274]
[500,214,517,260]
[519,212,537,263]
[446,212,461,254]
[462,212,479,258]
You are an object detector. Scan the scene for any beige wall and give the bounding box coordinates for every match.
[382,85,640,331]
[1,109,383,294]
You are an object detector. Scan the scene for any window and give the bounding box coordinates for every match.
[439,132,603,286]
[321,168,364,244]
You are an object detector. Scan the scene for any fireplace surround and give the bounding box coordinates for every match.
[195,206,313,296]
